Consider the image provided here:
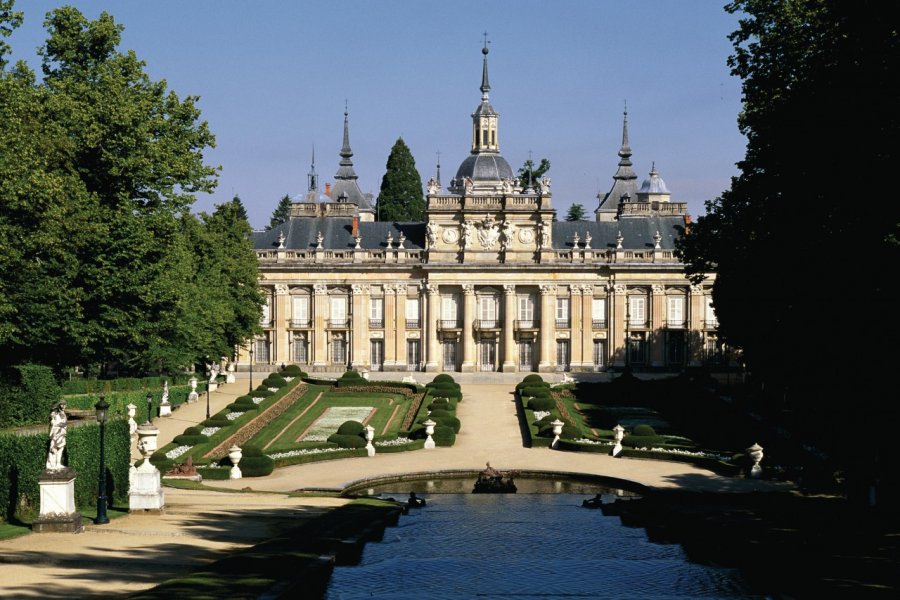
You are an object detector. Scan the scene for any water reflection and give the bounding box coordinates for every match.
[326,490,763,599]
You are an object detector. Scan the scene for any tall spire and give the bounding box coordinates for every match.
[307,144,318,192]
[614,103,636,181]
[336,104,358,180]
[480,32,491,100]
[436,150,442,185]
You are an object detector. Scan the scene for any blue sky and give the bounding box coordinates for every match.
[7,1,746,229]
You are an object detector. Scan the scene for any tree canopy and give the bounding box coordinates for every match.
[565,203,587,221]
[0,4,261,374]
[376,137,424,221]
[517,158,550,190]
[677,0,900,493]
[268,194,292,230]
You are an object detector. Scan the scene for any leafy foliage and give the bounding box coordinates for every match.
[268,194,292,230]
[0,364,61,427]
[376,137,425,221]
[565,203,587,221]
[516,158,550,190]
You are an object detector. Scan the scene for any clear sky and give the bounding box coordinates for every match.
[7,1,746,229]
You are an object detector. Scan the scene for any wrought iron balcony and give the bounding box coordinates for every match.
[627,319,649,329]
[369,319,384,329]
[405,319,421,329]
[555,319,570,329]
[703,319,719,329]
[591,319,607,329]
[289,318,311,328]
[326,319,350,329]
[664,320,687,329]
[515,319,538,330]
[438,319,462,329]
[475,319,501,330]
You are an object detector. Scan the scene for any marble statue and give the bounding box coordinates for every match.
[46,401,68,470]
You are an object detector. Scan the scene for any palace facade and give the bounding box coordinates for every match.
[243,47,719,374]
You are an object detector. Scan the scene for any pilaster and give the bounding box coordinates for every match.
[612,284,627,367]
[425,284,440,372]
[538,284,556,372]
[502,284,516,372]
[570,286,583,370]
[351,284,369,369]
[461,284,476,372]
[383,285,397,368]
[394,284,408,370]
[651,284,666,367]
[580,285,594,370]
[313,284,328,368]
[274,284,289,365]
[689,284,704,366]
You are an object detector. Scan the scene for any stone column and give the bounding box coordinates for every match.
[580,285,594,370]
[651,284,666,367]
[502,284,516,372]
[570,286,583,370]
[351,284,369,369]
[425,283,441,372]
[538,284,556,372]
[611,284,627,367]
[383,285,397,369]
[395,284,408,370]
[313,284,328,369]
[274,284,289,365]
[461,284,476,372]
[689,284,705,366]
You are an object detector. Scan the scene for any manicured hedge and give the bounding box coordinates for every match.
[0,364,61,427]
[555,439,612,453]
[336,421,365,436]
[522,374,544,385]
[197,466,231,480]
[233,446,275,477]
[527,397,555,411]
[60,373,201,395]
[263,374,287,388]
[0,419,130,522]
[432,425,456,446]
[280,364,306,377]
[327,434,367,449]
[64,384,204,421]
[270,447,367,467]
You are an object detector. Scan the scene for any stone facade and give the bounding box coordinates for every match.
[244,48,720,374]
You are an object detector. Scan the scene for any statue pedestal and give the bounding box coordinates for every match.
[129,462,165,513]
[33,469,82,533]
[187,391,199,403]
[158,401,172,417]
[208,382,218,392]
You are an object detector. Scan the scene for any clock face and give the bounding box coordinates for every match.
[442,228,459,244]
[518,228,534,244]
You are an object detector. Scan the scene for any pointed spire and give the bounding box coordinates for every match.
[613,103,637,181]
[480,33,491,99]
[436,150,442,185]
[307,144,318,191]
[336,104,358,181]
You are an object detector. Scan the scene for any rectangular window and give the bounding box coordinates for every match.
[628,333,646,364]
[628,296,646,327]
[292,337,308,364]
[291,296,309,327]
[705,296,718,327]
[370,340,384,371]
[479,341,496,371]
[441,295,459,324]
[442,341,458,370]
[667,296,685,328]
[593,340,606,369]
[331,296,348,327]
[478,296,497,320]
[406,340,420,371]
[331,338,347,365]
[556,340,570,371]
[517,295,535,321]
[406,298,420,328]
[666,331,685,365]
[254,337,270,364]
[556,297,569,328]
[370,297,383,320]
[592,297,607,328]
[518,341,534,370]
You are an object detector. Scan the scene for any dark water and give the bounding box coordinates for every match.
[325,488,764,599]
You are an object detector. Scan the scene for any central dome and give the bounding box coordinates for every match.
[455,153,514,182]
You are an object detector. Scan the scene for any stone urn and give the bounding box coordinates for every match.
[612,424,625,457]
[226,362,236,384]
[228,444,243,479]
[188,376,199,403]
[550,419,564,449]
[423,419,437,450]
[136,423,160,472]
[126,403,138,437]
[747,442,764,478]
[365,425,376,457]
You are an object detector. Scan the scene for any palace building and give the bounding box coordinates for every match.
[244,47,719,374]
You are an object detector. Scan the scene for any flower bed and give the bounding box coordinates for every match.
[301,406,374,442]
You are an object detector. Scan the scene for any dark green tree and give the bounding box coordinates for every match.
[376,137,424,221]
[268,194,291,230]
[517,158,550,190]
[677,0,900,500]
[565,203,587,221]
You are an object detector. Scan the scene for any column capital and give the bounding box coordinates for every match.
[426,283,440,295]
[651,284,665,295]
[539,284,557,296]
[580,284,594,295]
[274,284,289,296]
[690,283,704,295]
[313,283,328,295]
[462,284,475,296]
[383,284,396,295]
[613,283,627,296]
[395,283,408,295]
[351,284,369,295]
[503,284,516,295]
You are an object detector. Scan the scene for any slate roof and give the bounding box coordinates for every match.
[256,219,425,251]
[455,153,515,182]
[551,217,682,250]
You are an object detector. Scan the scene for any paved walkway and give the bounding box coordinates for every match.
[0,379,790,598]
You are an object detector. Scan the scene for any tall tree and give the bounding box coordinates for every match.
[517,158,550,190]
[376,137,424,222]
[565,203,587,221]
[268,194,291,230]
[677,0,900,498]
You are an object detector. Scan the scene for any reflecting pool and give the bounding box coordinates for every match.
[326,489,764,599]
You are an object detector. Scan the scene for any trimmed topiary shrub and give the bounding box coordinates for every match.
[432,425,456,446]
[327,433,367,449]
[336,420,365,436]
[235,445,274,477]
[262,374,287,388]
[527,397,556,411]
[173,432,208,446]
[538,423,580,439]
[149,451,174,473]
[252,388,273,397]
[281,364,304,376]
[519,386,550,399]
[0,364,61,428]
[425,409,454,420]
[522,374,544,384]
[202,417,230,428]
[433,416,461,433]
[432,374,456,384]
[336,371,367,388]
[633,424,657,437]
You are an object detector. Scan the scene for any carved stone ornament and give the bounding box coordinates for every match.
[580,284,594,295]
[351,284,369,295]
[383,284,396,294]
[613,284,627,296]
[395,284,407,295]
[539,284,557,295]
[274,284,289,296]
[277,231,286,249]
[426,177,440,195]
[690,284,704,295]
[313,284,328,295]
[652,284,665,295]
[503,284,516,294]
[539,176,551,194]
[426,283,440,295]
[518,227,534,244]
[462,284,475,296]
[442,227,459,244]
[616,231,624,249]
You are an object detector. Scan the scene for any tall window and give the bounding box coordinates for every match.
[592,297,607,327]
[556,340,570,371]
[628,296,646,327]
[518,341,534,370]
[441,295,459,325]
[479,340,496,371]
[331,296,348,326]
[331,336,347,364]
[666,331,685,365]
[478,295,498,321]
[667,296,685,328]
[370,297,384,327]
[406,340,421,370]
[556,298,570,328]
[291,296,309,327]
[370,340,384,371]
[705,297,718,327]
[292,336,308,364]
[255,336,270,364]
[593,340,606,369]
[406,298,421,328]
[628,332,646,364]
[517,295,535,324]
[442,341,458,370]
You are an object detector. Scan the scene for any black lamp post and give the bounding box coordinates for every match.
[145,392,153,424]
[206,381,211,420]
[95,396,110,525]
[249,346,254,393]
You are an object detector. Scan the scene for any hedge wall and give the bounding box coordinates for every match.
[0,419,131,522]
[63,384,205,421]
[61,373,201,395]
[0,364,61,428]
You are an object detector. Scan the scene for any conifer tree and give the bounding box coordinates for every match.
[376,137,424,222]
[268,194,291,229]
[565,203,587,221]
